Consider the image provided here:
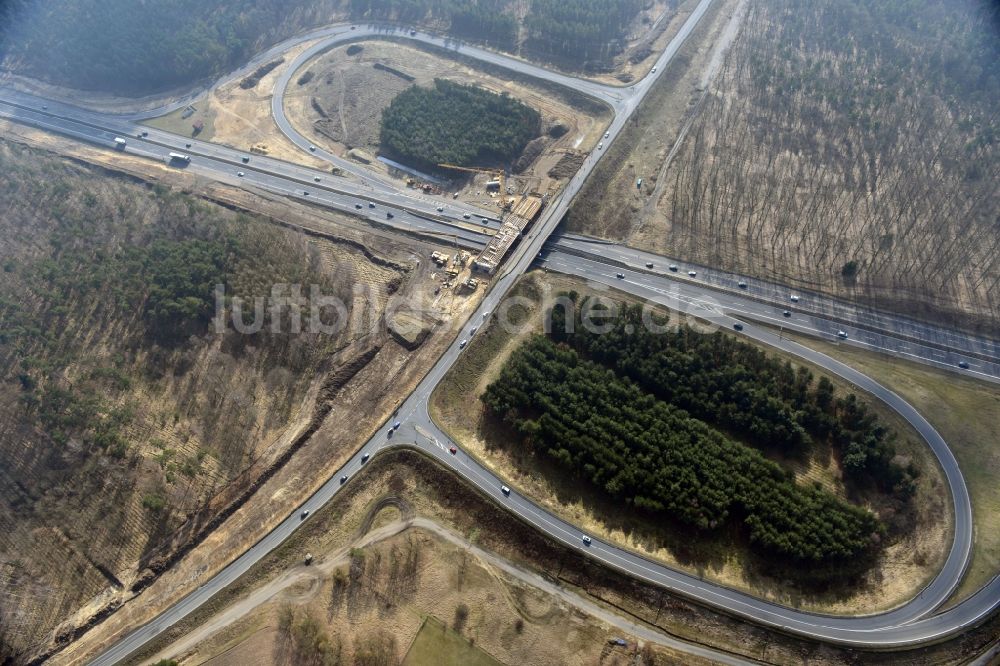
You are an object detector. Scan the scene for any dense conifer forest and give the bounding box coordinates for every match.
[379,79,541,169]
[482,297,920,575]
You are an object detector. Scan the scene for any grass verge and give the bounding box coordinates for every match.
[779,331,1000,606]
[430,271,951,614]
[143,99,216,142]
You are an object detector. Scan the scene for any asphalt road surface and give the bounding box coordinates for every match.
[2,2,998,661]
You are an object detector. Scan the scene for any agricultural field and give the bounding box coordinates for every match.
[431,272,952,614]
[0,138,456,663]
[569,0,1000,333]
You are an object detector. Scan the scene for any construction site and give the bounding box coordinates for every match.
[282,39,603,276]
[472,194,545,274]
[435,163,546,274]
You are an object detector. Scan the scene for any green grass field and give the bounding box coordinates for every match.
[402,616,503,666]
[144,99,216,141]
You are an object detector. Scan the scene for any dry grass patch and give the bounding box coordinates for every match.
[779,331,1000,606]
[430,271,950,615]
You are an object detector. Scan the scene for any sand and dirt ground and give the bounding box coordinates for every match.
[0,122,486,665]
[430,271,952,616]
[122,449,997,666]
[282,39,610,209]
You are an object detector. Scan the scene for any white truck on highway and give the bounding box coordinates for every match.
[114,137,127,150]
[167,152,191,165]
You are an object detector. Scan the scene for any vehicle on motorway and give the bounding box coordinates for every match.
[463,213,471,219]
[582,535,592,545]
[616,272,625,279]
[459,339,468,348]
[41,104,47,110]
[688,270,697,277]
[436,206,444,212]
[738,280,747,288]
[242,156,250,163]
[387,427,393,437]
[470,327,478,335]
[482,310,490,318]
[669,264,678,271]
[309,145,316,151]
[141,130,148,137]
[598,142,603,150]
[185,143,192,148]
[64,7,1000,656]
[167,152,191,165]
[351,25,356,29]
[959,361,970,369]
[355,203,363,209]
[361,453,370,462]
[303,190,309,196]
[604,131,610,138]
[340,475,348,484]
[790,294,800,302]
[300,509,309,519]
[501,485,511,495]
[386,212,394,218]
[314,176,321,182]
[837,330,848,339]
[733,323,744,331]
[237,171,244,177]
[114,137,127,150]
[449,446,457,455]
[393,421,401,429]
[783,310,791,317]
[369,202,376,208]
[410,29,417,36]
[645,261,654,268]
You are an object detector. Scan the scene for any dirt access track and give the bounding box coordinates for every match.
[123,450,1000,666]
[171,36,612,216]
[284,39,609,197]
[0,123,489,666]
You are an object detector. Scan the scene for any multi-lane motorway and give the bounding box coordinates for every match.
[547,235,1000,381]
[2,1,999,662]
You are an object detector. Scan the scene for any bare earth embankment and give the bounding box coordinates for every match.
[0,127,485,664]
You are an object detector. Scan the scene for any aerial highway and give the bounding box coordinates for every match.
[545,237,1000,381]
[553,233,1000,368]
[0,94,500,248]
[3,96,993,383]
[2,1,998,661]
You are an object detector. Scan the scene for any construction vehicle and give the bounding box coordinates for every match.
[438,163,512,215]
